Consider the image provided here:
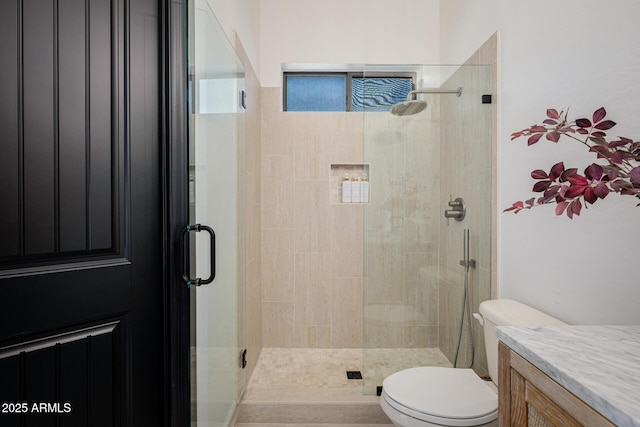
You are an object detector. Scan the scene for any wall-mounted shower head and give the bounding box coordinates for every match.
[390,87,462,117]
[390,100,427,116]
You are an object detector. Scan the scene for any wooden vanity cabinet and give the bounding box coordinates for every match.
[498,342,615,427]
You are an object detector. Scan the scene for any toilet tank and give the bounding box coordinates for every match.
[479,299,566,387]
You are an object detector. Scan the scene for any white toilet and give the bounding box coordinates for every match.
[380,299,566,427]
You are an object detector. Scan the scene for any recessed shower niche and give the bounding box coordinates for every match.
[331,163,370,204]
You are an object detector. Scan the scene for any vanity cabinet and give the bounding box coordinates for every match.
[498,342,615,427]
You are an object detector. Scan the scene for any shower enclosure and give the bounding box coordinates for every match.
[360,64,493,394]
[183,1,495,416]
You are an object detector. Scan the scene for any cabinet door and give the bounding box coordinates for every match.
[498,343,615,427]
[509,368,581,426]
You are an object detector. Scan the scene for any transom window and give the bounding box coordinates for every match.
[283,72,415,112]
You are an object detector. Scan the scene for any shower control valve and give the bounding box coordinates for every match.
[444,197,466,221]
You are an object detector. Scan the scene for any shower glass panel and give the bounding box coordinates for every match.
[188,0,246,424]
[361,64,492,395]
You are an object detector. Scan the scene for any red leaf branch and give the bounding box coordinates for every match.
[505,107,640,219]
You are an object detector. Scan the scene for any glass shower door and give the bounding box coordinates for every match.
[187,0,245,425]
[362,64,493,394]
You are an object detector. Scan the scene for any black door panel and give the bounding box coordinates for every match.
[0,0,165,425]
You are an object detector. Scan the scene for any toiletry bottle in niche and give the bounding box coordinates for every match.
[342,173,352,203]
[351,174,361,203]
[362,173,369,203]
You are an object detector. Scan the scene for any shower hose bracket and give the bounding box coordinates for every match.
[459,259,476,269]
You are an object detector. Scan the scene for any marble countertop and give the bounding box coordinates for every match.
[496,325,640,427]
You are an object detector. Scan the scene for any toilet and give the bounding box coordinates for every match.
[380,299,566,427]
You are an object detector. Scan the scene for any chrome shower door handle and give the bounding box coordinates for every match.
[180,224,216,286]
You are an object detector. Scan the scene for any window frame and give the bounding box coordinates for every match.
[283,71,417,112]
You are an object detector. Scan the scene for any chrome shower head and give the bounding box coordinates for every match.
[390,100,427,116]
[390,87,462,117]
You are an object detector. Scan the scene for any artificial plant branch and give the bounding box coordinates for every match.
[505,107,640,219]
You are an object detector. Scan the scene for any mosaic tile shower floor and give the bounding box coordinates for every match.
[244,347,452,401]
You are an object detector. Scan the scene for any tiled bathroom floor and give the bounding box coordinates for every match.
[243,347,452,401]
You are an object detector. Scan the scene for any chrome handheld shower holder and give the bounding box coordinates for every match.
[459,228,476,271]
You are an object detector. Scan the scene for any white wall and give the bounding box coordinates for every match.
[441,0,640,324]
[259,0,441,87]
[205,0,261,78]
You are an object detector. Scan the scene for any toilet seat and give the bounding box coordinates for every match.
[382,367,498,426]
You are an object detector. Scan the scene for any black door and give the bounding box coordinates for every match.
[0,0,168,425]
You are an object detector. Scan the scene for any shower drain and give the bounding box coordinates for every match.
[346,370,362,380]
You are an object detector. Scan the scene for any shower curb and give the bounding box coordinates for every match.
[236,401,390,424]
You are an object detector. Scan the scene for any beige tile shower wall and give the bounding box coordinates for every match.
[261,87,365,348]
[438,34,497,377]
[363,102,441,349]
